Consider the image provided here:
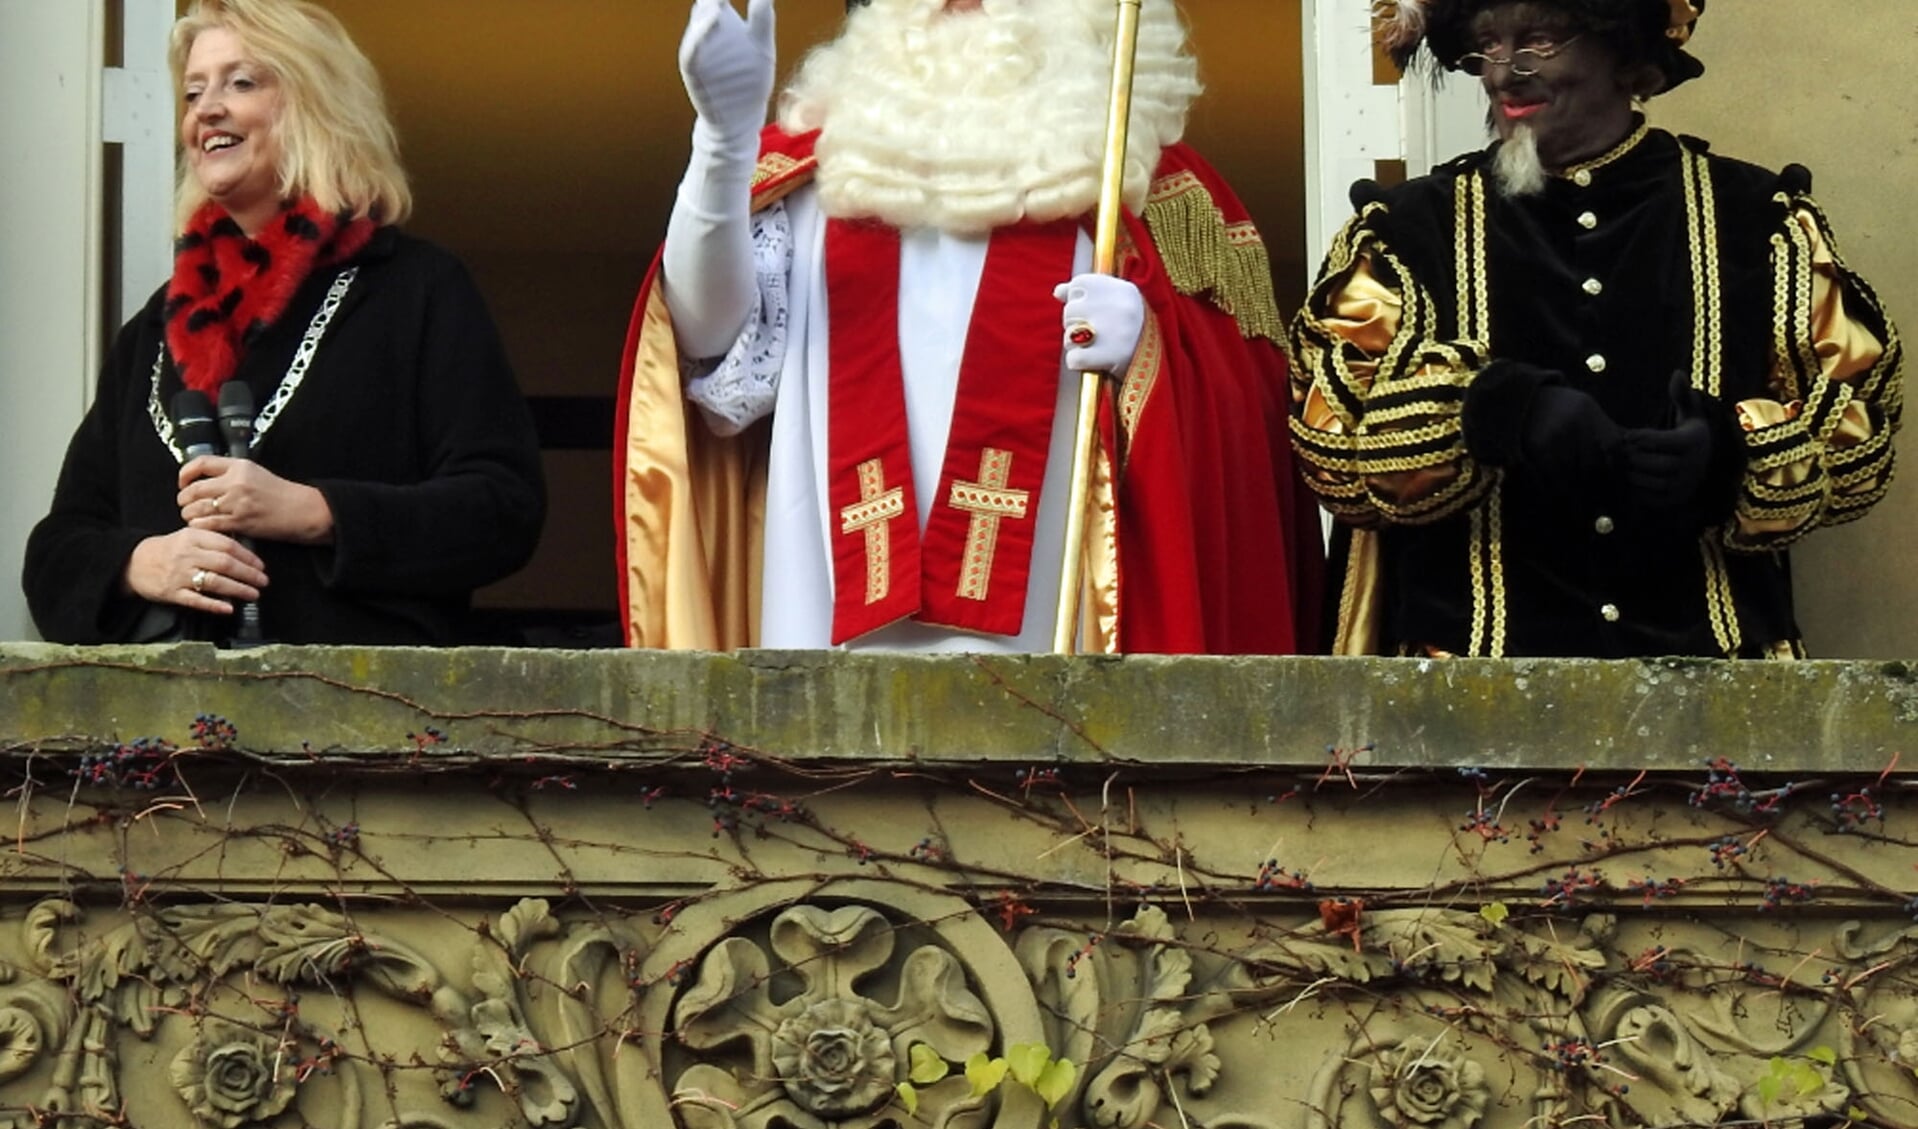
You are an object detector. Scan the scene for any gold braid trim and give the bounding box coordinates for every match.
[1117,307,1166,447]
[1699,538,1741,656]
[1730,192,1904,551]
[1144,170,1285,343]
[1372,463,1492,526]
[1461,490,1510,657]
[1768,200,1818,404]
[1679,150,1725,396]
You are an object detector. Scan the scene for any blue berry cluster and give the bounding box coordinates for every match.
[71,738,172,789]
[1539,867,1605,908]
[190,713,237,749]
[1254,859,1314,892]
[1759,876,1818,912]
[1689,757,1794,816]
[1627,876,1685,906]
[703,745,805,837]
[1828,786,1885,833]
[1459,807,1511,844]
[1706,834,1752,869]
[1525,810,1561,854]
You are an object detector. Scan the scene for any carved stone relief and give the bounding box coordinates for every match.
[2,882,1917,1129]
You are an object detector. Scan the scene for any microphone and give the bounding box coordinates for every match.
[217,381,255,458]
[171,390,222,460]
[136,391,225,644]
[212,382,266,647]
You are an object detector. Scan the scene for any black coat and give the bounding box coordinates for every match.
[24,228,546,645]
[1292,126,1902,657]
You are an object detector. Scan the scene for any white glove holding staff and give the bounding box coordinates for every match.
[1055,273,1146,376]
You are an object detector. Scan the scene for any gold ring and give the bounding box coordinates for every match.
[210,496,223,513]
[191,568,208,593]
[1067,322,1096,348]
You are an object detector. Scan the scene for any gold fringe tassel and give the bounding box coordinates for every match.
[1143,172,1286,344]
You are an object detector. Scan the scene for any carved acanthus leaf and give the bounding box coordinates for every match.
[1368,910,1502,993]
[1507,922,1607,1005]
[1167,1025,1218,1095]
[498,897,563,958]
[1078,906,1221,1129]
[1014,928,1101,1069]
[1119,906,1191,1001]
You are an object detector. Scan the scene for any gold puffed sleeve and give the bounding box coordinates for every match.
[1727,200,1903,548]
[1289,208,1497,528]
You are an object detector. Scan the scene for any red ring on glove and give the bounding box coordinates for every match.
[1067,323,1096,348]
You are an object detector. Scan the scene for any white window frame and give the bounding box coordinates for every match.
[1300,0,1488,274]
[0,0,174,641]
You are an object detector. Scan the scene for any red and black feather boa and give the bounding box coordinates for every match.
[164,199,375,395]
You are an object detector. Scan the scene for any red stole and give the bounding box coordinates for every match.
[824,219,1078,644]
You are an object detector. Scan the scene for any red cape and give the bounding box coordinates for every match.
[614,127,1322,654]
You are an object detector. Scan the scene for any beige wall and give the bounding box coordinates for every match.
[1654,4,1918,657]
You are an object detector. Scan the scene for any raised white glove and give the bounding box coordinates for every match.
[1054,274,1146,376]
[665,0,777,359]
[679,0,776,148]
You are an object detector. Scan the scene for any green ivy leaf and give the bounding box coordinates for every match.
[1479,901,1510,929]
[1034,1057,1078,1108]
[1849,1106,1872,1123]
[1757,1059,1785,1106]
[1794,1062,1824,1098]
[895,1082,918,1116]
[1809,1045,1838,1067]
[966,1052,1008,1098]
[909,1043,950,1085]
[1006,1043,1051,1088]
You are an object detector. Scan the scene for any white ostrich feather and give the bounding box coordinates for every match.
[1371,0,1430,55]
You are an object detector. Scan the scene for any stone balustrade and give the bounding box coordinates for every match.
[2,643,1916,1129]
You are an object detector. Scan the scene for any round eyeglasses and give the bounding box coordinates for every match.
[1456,34,1584,78]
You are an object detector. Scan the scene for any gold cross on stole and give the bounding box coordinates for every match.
[840,459,908,605]
[948,448,1031,602]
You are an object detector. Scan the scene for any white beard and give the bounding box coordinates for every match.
[1492,125,1547,198]
[778,0,1201,234]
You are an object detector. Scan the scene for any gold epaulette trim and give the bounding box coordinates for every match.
[750,152,815,210]
[1143,170,1285,343]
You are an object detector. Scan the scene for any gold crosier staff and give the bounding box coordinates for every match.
[1053,0,1146,653]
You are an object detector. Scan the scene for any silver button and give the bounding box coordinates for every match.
[1582,278,1604,296]
[1578,211,1598,230]
[1573,169,1593,187]
[1586,354,1608,373]
[1594,515,1615,535]
[1600,603,1621,623]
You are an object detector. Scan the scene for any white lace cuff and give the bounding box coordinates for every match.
[685,201,793,437]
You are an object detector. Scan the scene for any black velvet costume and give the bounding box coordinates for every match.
[24,228,546,645]
[1290,124,1902,657]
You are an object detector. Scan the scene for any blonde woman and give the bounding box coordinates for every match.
[25,0,544,645]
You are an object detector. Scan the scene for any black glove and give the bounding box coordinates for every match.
[1620,418,1714,510]
[1518,384,1628,497]
[1618,372,1743,519]
[1463,361,1625,500]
